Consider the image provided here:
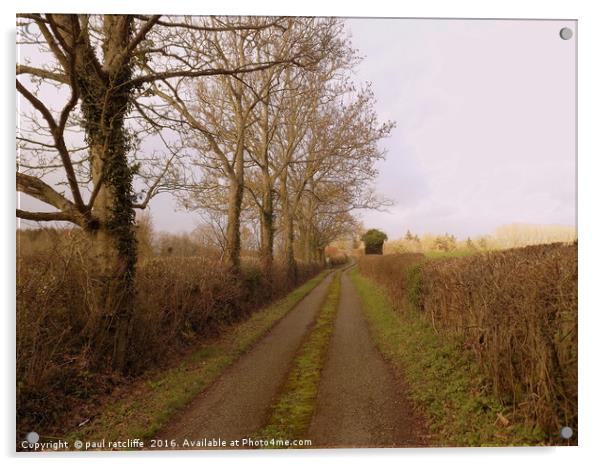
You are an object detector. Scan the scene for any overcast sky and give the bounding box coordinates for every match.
[145,18,576,239]
[349,18,576,239]
[19,18,577,240]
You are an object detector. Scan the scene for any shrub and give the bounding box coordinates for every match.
[16,239,322,439]
[361,228,388,255]
[358,243,577,441]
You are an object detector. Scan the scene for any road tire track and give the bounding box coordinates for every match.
[155,272,335,445]
[307,267,425,448]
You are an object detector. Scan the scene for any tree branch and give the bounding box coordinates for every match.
[16,64,69,84]
[16,79,58,131]
[17,70,86,211]
[17,172,87,227]
[132,155,175,209]
[127,60,296,88]
[17,208,76,223]
[124,15,162,59]
[131,15,287,33]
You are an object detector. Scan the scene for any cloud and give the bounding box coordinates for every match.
[350,18,576,239]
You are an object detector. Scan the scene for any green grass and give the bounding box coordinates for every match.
[349,268,545,446]
[67,271,330,444]
[255,271,341,446]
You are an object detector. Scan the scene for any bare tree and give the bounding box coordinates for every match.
[242,18,354,281]
[158,17,347,274]
[276,80,393,273]
[16,14,307,370]
[17,14,393,370]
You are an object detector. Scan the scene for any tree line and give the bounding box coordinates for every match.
[16,15,391,370]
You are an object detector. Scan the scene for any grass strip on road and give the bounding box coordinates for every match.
[349,268,544,447]
[68,270,330,444]
[255,271,341,446]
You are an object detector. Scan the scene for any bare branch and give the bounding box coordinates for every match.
[123,15,162,60]
[17,208,76,223]
[133,154,175,209]
[17,172,88,226]
[127,61,296,88]
[16,64,69,84]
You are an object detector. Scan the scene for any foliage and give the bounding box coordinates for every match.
[493,224,576,249]
[385,224,577,255]
[324,245,348,267]
[361,228,388,255]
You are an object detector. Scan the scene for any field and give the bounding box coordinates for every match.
[357,243,577,444]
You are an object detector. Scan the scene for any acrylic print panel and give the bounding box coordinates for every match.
[16,15,576,451]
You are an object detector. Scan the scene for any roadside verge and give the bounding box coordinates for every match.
[349,268,544,446]
[68,270,330,444]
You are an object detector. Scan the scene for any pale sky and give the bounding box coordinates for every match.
[19,18,577,240]
[147,18,576,238]
[347,18,576,239]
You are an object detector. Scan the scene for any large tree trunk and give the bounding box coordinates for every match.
[311,239,319,262]
[259,174,274,282]
[225,144,245,273]
[298,223,310,263]
[66,14,138,372]
[259,208,274,280]
[88,143,137,372]
[317,246,326,265]
[279,181,297,284]
[225,180,243,273]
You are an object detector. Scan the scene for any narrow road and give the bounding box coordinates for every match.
[307,268,424,448]
[156,266,423,448]
[155,272,335,444]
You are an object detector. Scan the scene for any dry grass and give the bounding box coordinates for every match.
[358,243,577,442]
[16,230,321,440]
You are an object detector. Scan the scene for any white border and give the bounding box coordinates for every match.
[4,1,600,465]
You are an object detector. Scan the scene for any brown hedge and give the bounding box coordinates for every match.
[16,251,321,439]
[358,243,577,440]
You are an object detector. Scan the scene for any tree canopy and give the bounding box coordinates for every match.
[361,228,388,255]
